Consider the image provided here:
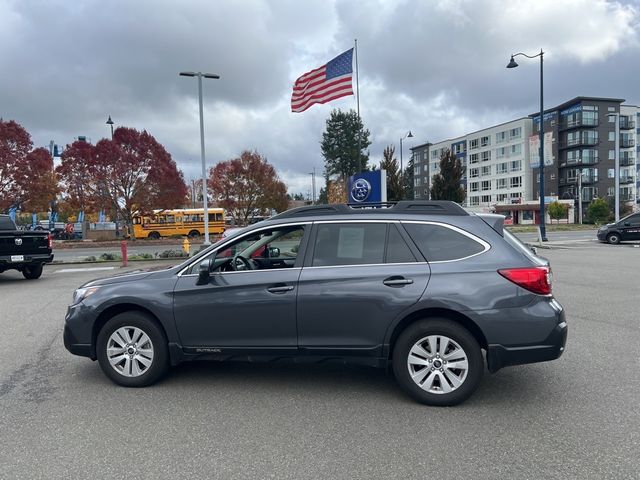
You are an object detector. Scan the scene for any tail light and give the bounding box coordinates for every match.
[498,266,552,295]
[47,233,53,249]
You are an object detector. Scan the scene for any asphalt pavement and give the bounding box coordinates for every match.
[0,242,638,479]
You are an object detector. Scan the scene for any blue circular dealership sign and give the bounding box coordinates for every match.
[350,178,371,203]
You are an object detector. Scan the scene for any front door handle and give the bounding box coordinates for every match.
[267,284,295,294]
[383,276,414,287]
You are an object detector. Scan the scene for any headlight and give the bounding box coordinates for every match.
[72,286,100,304]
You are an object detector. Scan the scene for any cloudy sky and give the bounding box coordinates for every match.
[1,0,639,199]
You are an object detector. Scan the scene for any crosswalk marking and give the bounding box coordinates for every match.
[55,267,117,273]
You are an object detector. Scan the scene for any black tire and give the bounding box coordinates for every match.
[392,318,483,406]
[148,231,161,240]
[22,264,43,280]
[188,230,200,238]
[96,311,169,387]
[606,233,620,245]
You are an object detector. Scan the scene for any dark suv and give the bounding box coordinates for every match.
[64,201,567,405]
[597,212,640,244]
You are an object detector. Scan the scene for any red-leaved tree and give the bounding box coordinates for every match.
[13,147,59,213]
[209,150,288,225]
[0,119,32,211]
[57,140,99,215]
[93,127,188,235]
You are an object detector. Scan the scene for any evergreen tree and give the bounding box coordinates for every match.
[380,145,403,201]
[430,148,465,203]
[402,155,415,200]
[320,109,371,179]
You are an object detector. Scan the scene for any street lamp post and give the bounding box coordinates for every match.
[180,71,220,245]
[106,116,120,237]
[507,49,548,241]
[399,131,413,200]
[607,113,620,222]
[106,116,114,139]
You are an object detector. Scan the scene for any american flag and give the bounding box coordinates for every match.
[291,49,354,113]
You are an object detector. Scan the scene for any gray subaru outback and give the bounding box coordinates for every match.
[64,201,567,406]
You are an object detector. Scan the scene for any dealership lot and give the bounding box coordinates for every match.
[0,244,638,479]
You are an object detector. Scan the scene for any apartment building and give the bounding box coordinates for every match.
[411,96,639,217]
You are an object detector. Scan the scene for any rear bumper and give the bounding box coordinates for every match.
[487,318,568,372]
[0,253,54,268]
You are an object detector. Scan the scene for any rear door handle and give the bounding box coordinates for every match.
[267,284,295,294]
[383,276,414,287]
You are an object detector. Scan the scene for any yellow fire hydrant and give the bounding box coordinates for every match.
[182,237,190,256]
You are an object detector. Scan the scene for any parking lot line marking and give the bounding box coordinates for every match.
[55,267,117,273]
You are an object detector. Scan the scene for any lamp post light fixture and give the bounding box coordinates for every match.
[507,49,548,241]
[179,71,220,245]
[607,112,620,222]
[399,131,413,200]
[106,116,114,139]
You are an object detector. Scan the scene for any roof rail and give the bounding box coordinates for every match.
[271,201,468,220]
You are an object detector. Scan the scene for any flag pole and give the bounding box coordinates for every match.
[355,38,361,174]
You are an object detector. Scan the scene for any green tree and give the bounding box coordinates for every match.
[402,155,415,200]
[380,145,403,201]
[587,197,610,224]
[430,148,465,203]
[320,109,371,179]
[317,185,328,204]
[548,201,569,224]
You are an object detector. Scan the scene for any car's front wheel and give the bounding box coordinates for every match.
[606,233,621,245]
[96,312,169,387]
[392,319,483,406]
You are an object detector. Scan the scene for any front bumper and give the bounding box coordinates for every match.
[63,303,97,360]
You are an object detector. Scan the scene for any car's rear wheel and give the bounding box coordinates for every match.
[22,264,43,280]
[96,312,169,387]
[606,233,620,245]
[392,319,483,406]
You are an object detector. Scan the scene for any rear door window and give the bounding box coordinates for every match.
[403,222,487,262]
[312,223,387,266]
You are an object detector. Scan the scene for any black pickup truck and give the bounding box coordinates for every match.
[0,214,54,279]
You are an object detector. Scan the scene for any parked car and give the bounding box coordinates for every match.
[63,201,567,406]
[596,212,640,244]
[0,214,54,279]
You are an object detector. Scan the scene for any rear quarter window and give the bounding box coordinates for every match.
[403,222,486,262]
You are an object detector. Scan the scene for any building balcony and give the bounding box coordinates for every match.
[559,157,598,167]
[559,117,599,131]
[620,176,635,184]
[620,138,635,148]
[559,138,599,149]
[620,157,635,166]
[620,194,634,202]
[619,119,635,130]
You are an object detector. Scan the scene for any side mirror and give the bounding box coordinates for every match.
[196,259,212,285]
[268,246,280,258]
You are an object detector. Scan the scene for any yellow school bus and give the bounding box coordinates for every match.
[132,208,225,239]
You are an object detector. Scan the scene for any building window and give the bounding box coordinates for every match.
[481,136,490,147]
[481,151,491,162]
[609,131,615,141]
[510,144,522,155]
[497,178,507,189]
[510,127,522,139]
[469,168,479,178]
[496,131,507,143]
[469,153,479,164]
[469,196,479,206]
[470,139,479,149]
[497,193,507,202]
[510,160,521,172]
[481,180,491,191]
[510,176,522,188]
[481,195,492,203]
[481,165,491,176]
[496,147,506,158]
[510,192,521,200]
[497,162,508,174]
[470,182,479,192]
[414,166,420,175]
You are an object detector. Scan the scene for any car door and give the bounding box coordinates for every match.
[619,214,640,241]
[172,223,308,349]
[296,221,430,356]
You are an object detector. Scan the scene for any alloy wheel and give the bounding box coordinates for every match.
[406,335,469,394]
[106,326,155,377]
